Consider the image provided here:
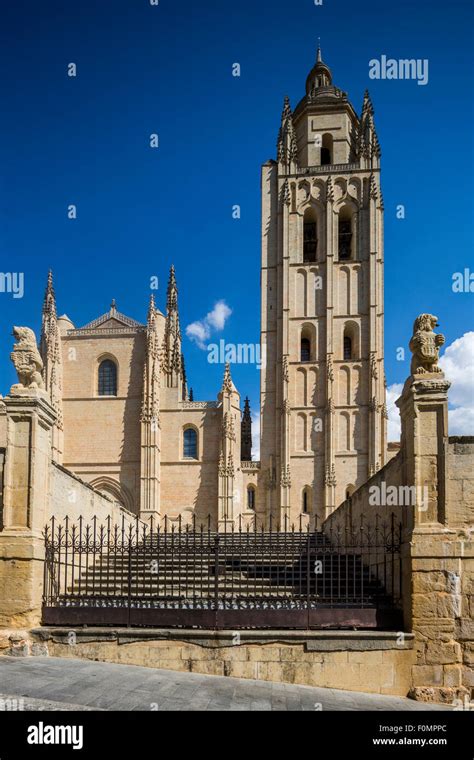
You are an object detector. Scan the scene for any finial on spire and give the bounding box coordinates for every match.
[317,38,322,63]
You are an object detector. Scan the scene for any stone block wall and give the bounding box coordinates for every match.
[48,462,135,526]
[0,628,416,698]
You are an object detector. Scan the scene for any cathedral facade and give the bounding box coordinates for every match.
[40,48,388,528]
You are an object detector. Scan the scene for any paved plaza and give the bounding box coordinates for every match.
[0,656,451,712]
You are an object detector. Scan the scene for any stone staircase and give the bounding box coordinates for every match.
[55,531,392,609]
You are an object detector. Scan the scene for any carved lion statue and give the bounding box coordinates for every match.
[409,314,445,375]
[10,326,45,389]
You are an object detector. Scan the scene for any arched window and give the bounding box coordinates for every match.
[301,338,311,362]
[338,207,353,261]
[98,359,117,396]
[247,486,256,511]
[343,336,352,361]
[321,134,333,166]
[183,428,198,459]
[303,209,318,263]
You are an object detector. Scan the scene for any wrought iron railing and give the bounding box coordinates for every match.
[42,514,403,630]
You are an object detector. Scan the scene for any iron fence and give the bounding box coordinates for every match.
[42,514,403,629]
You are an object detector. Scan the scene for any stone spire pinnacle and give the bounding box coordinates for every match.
[42,269,57,321]
[362,89,374,116]
[167,264,178,313]
[40,270,64,460]
[222,363,233,393]
[277,96,298,168]
[41,270,58,353]
[147,293,156,321]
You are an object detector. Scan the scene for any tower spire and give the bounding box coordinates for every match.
[317,38,322,63]
[241,396,252,461]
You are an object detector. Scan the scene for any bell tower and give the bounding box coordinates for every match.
[260,45,387,526]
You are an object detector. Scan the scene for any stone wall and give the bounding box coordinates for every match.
[0,628,416,698]
[410,437,473,703]
[0,448,5,532]
[48,462,136,526]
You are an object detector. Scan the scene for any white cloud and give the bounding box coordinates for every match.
[186,300,232,350]
[206,301,232,331]
[386,332,474,441]
[185,321,209,349]
[386,383,403,442]
[447,406,474,436]
[440,331,474,435]
[251,412,260,461]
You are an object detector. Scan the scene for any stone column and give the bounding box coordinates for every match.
[397,373,469,704]
[0,389,56,627]
[397,375,450,528]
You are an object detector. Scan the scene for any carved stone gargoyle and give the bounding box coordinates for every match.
[409,314,445,375]
[10,326,45,390]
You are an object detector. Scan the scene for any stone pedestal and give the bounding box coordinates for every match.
[0,389,56,627]
[397,375,450,527]
[397,375,470,704]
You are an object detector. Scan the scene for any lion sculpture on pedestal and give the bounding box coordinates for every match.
[10,326,45,390]
[409,314,445,375]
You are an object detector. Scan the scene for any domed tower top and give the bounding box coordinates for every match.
[305,43,333,95]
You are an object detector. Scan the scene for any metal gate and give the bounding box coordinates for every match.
[42,514,403,629]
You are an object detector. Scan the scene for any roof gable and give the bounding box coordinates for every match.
[77,301,144,331]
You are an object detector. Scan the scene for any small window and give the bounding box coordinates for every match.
[338,219,352,260]
[302,488,310,514]
[320,148,331,166]
[303,222,317,262]
[321,134,333,166]
[183,428,198,459]
[343,336,352,361]
[98,360,117,396]
[247,487,256,511]
[301,338,311,362]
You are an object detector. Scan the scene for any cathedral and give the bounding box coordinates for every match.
[39,47,388,528]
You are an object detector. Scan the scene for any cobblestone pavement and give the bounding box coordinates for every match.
[0,656,451,711]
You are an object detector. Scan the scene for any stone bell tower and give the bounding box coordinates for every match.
[260,45,387,526]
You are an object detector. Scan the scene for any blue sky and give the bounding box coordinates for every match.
[0,0,473,441]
